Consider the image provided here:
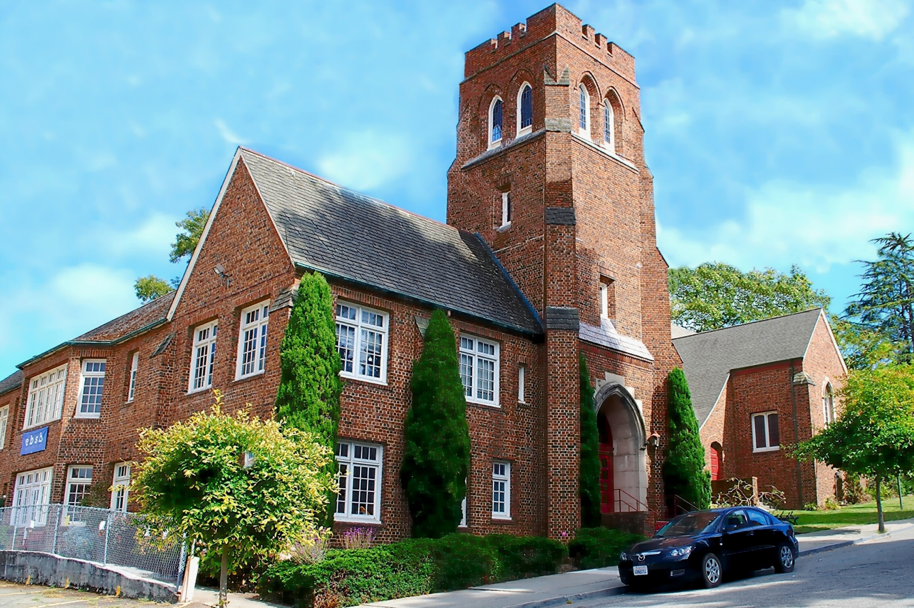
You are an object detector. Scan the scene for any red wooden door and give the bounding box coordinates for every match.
[599,443,614,513]
[710,445,721,481]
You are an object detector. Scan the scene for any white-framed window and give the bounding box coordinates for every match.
[189,321,218,393]
[334,441,383,523]
[335,303,389,384]
[24,364,67,429]
[600,283,609,319]
[501,192,512,227]
[127,352,139,403]
[823,383,835,426]
[76,359,106,418]
[460,335,500,406]
[0,405,8,450]
[578,84,590,136]
[752,412,780,452]
[111,462,131,512]
[603,101,614,150]
[517,83,533,135]
[518,365,526,403]
[12,467,53,526]
[64,466,93,508]
[488,96,504,148]
[236,301,270,380]
[492,461,511,519]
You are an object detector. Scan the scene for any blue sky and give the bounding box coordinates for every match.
[1,0,913,375]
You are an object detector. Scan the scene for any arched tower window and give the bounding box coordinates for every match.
[603,102,614,151]
[823,383,835,426]
[604,90,623,155]
[489,97,503,148]
[578,85,590,136]
[518,83,532,134]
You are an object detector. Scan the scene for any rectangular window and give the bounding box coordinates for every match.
[64,466,93,509]
[501,192,512,227]
[111,462,131,512]
[335,303,389,383]
[752,412,780,452]
[127,352,139,403]
[236,301,270,379]
[492,461,511,519]
[334,441,383,523]
[12,467,53,526]
[189,321,218,393]
[518,365,526,403]
[600,277,615,320]
[0,405,8,450]
[76,360,106,418]
[24,364,67,429]
[459,335,500,406]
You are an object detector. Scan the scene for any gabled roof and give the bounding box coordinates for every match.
[18,292,174,369]
[673,308,825,427]
[173,148,542,335]
[0,370,23,397]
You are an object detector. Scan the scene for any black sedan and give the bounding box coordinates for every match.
[618,507,799,589]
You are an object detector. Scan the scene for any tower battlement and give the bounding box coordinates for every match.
[464,4,635,81]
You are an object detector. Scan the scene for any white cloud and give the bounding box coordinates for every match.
[96,213,177,258]
[659,130,914,272]
[214,118,247,145]
[317,131,413,191]
[782,0,909,41]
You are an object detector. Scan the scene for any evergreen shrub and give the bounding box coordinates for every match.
[662,368,711,510]
[579,353,602,528]
[568,527,646,570]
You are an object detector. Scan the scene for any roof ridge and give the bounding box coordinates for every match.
[239,147,455,232]
[74,290,175,341]
[672,307,823,341]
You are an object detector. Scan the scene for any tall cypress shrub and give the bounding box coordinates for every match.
[579,353,602,528]
[662,368,711,510]
[274,272,343,524]
[401,310,471,538]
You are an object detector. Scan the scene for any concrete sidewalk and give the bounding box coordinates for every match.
[796,516,914,556]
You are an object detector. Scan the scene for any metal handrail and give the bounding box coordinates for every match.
[614,488,648,512]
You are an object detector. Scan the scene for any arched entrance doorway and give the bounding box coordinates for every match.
[593,383,647,513]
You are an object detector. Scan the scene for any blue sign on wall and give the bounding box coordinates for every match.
[21,427,48,455]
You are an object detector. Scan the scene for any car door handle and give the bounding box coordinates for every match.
[747,531,754,536]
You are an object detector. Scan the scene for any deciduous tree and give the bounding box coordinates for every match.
[134,274,174,303]
[133,208,210,301]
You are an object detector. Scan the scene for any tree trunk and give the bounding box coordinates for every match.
[219,545,229,607]
[899,475,904,510]
[876,475,885,534]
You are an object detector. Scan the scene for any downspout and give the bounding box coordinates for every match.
[789,364,804,508]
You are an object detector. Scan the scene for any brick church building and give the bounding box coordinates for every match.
[0,4,681,541]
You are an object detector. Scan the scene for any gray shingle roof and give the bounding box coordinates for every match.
[240,149,542,335]
[0,370,23,396]
[672,308,823,426]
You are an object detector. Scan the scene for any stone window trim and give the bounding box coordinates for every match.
[13,466,53,526]
[488,96,504,149]
[334,440,383,524]
[751,411,780,453]
[492,460,511,520]
[126,351,139,403]
[516,82,533,136]
[0,405,8,451]
[459,334,501,407]
[188,320,218,394]
[75,359,106,419]
[335,301,390,385]
[24,364,67,430]
[111,462,131,512]
[235,300,270,381]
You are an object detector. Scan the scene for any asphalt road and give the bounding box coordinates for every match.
[579,524,914,608]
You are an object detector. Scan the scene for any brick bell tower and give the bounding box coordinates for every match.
[447,4,680,537]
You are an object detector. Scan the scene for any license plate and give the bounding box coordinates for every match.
[633,565,648,576]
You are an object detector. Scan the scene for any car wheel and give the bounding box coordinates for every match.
[774,543,795,573]
[701,552,723,588]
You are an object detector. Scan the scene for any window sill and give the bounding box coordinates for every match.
[186,386,213,396]
[516,126,533,137]
[73,414,100,420]
[752,447,780,454]
[340,373,388,387]
[497,222,512,233]
[487,140,502,151]
[466,398,500,408]
[492,515,512,522]
[334,516,383,525]
[234,370,266,384]
[23,418,60,432]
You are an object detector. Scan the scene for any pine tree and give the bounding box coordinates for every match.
[579,353,602,528]
[401,310,471,538]
[662,368,711,510]
[274,272,343,524]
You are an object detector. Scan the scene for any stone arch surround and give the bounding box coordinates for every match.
[593,382,648,510]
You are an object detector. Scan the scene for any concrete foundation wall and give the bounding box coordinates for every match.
[0,551,177,603]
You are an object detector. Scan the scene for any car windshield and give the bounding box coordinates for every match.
[655,512,721,538]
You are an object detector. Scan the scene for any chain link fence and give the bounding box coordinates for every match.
[0,505,186,588]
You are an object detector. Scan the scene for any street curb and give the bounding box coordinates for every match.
[798,522,914,557]
[493,584,628,608]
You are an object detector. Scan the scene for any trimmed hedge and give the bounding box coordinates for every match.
[259,534,566,607]
[568,527,646,570]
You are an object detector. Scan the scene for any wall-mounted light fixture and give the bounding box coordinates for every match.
[214,264,231,287]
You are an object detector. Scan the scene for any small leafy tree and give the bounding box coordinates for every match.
[401,310,471,538]
[579,353,602,528]
[132,392,334,606]
[662,368,711,510]
[134,207,210,301]
[793,365,914,532]
[275,272,343,525]
[134,275,174,302]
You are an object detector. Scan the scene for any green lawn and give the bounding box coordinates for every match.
[790,494,914,534]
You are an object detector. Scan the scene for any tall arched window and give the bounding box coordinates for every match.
[578,85,590,136]
[518,84,533,134]
[489,97,503,148]
[603,102,614,150]
[823,383,835,426]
